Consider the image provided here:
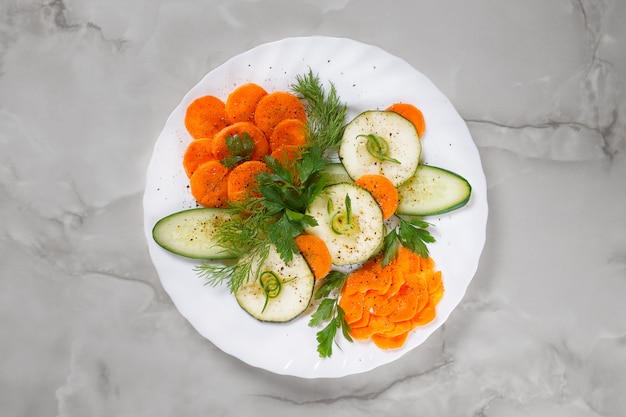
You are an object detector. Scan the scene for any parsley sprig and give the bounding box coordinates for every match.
[382,217,435,266]
[308,271,352,358]
[255,145,329,262]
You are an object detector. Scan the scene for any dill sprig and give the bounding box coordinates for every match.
[195,241,271,293]
[290,69,347,149]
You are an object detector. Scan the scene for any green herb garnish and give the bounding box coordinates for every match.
[359,133,401,164]
[291,68,347,149]
[220,133,255,169]
[382,217,435,266]
[308,271,352,358]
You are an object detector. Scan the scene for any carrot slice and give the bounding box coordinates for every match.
[338,290,365,325]
[349,325,377,340]
[212,122,269,162]
[349,308,371,329]
[294,234,332,281]
[225,83,268,124]
[189,160,230,207]
[182,138,216,178]
[184,95,228,139]
[354,174,399,219]
[270,144,303,168]
[254,91,307,137]
[387,284,427,323]
[342,261,390,295]
[227,160,270,203]
[363,291,396,316]
[411,304,436,326]
[364,315,394,336]
[386,103,425,138]
[380,320,412,338]
[268,118,307,153]
[371,332,409,350]
[426,270,443,295]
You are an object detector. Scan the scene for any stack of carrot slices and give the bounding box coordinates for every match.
[339,246,444,350]
[182,83,308,207]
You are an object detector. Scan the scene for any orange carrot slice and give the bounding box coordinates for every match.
[189,160,230,207]
[294,234,332,281]
[338,290,365,325]
[182,138,216,178]
[254,91,307,137]
[411,304,436,326]
[268,118,307,153]
[371,332,409,349]
[225,83,268,124]
[184,95,228,139]
[227,160,270,203]
[354,174,399,219]
[386,102,425,138]
[349,308,371,329]
[270,144,303,168]
[212,122,269,162]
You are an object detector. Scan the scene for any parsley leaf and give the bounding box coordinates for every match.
[382,217,436,265]
[220,133,255,169]
[308,271,352,358]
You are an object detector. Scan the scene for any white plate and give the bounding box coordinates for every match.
[143,36,488,378]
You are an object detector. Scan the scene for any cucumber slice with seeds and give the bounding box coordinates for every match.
[152,208,238,259]
[234,244,315,322]
[397,165,472,216]
[339,110,421,187]
[305,182,384,266]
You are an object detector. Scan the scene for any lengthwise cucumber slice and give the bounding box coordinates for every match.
[396,165,472,216]
[305,182,384,266]
[152,208,238,259]
[339,110,421,187]
[322,163,353,185]
[235,244,315,323]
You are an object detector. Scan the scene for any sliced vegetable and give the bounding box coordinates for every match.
[305,183,384,266]
[269,118,307,153]
[396,165,471,216]
[321,163,353,185]
[339,110,421,187]
[234,244,315,322]
[152,208,239,259]
[294,233,332,281]
[183,138,216,178]
[227,160,270,203]
[225,83,268,124]
[254,91,307,138]
[354,174,399,220]
[386,102,426,138]
[184,95,228,139]
[212,122,269,162]
[189,160,230,207]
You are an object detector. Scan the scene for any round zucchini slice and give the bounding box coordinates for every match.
[305,182,384,266]
[234,244,315,323]
[339,110,421,187]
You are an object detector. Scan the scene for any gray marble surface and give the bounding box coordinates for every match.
[2,0,625,416]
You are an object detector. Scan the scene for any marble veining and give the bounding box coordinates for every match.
[1,0,625,416]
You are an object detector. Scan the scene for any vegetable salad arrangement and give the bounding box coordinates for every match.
[152,70,471,357]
